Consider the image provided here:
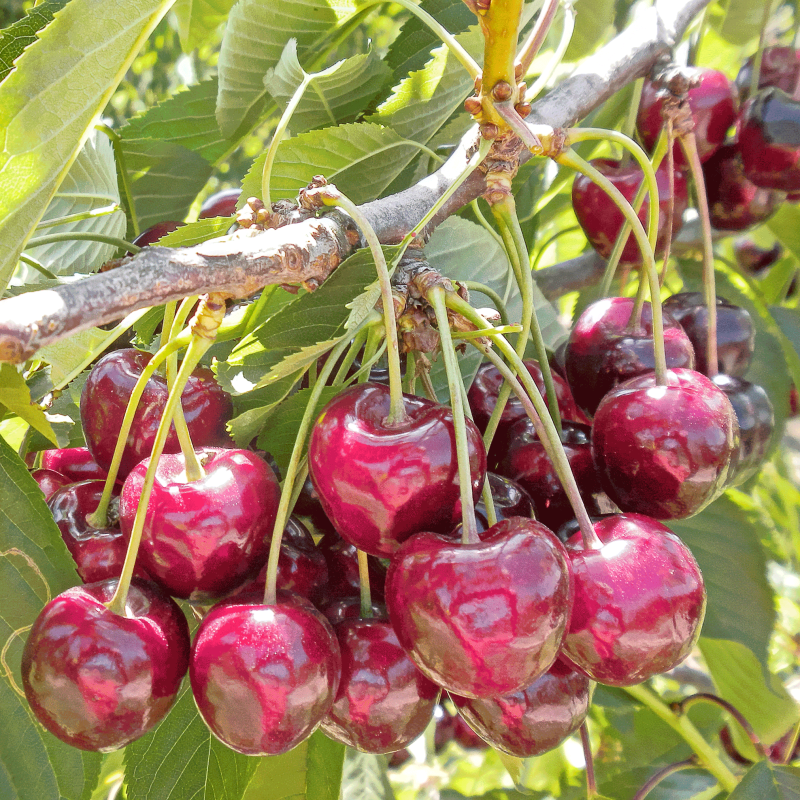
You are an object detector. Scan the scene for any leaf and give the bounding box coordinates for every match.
[728,761,800,799]
[0,0,177,291]
[564,0,615,60]
[767,205,800,264]
[26,370,88,453]
[0,365,56,445]
[22,129,126,281]
[241,730,345,800]
[0,436,101,800]
[339,748,395,800]
[240,123,422,206]
[266,40,390,134]
[123,678,257,800]
[156,217,234,247]
[227,374,303,446]
[172,0,237,52]
[0,0,68,84]
[708,0,766,45]
[699,639,800,749]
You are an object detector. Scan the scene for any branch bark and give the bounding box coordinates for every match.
[0,0,710,363]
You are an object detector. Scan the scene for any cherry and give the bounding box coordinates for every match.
[385,516,572,699]
[198,188,241,219]
[81,348,233,479]
[21,578,190,751]
[189,592,341,755]
[565,297,695,417]
[317,530,387,603]
[320,613,440,753]
[734,239,783,274]
[32,468,71,500]
[130,221,184,249]
[119,448,281,602]
[320,597,387,626]
[308,382,486,558]
[40,447,108,482]
[736,47,800,102]
[451,472,535,538]
[450,658,591,757]
[738,88,800,192]
[494,419,603,532]
[571,158,688,264]
[591,368,739,519]
[561,513,706,686]
[702,143,783,231]
[662,292,755,377]
[712,374,774,487]
[637,68,738,168]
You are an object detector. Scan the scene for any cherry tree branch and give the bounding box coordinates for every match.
[0,0,710,363]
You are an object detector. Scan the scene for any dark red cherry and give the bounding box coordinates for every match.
[119,448,281,602]
[565,297,695,416]
[450,658,591,757]
[130,221,184,249]
[321,614,440,753]
[738,88,800,192]
[736,47,800,102]
[81,348,233,479]
[662,292,756,377]
[591,368,739,519]
[494,420,603,532]
[703,143,782,231]
[571,158,688,264]
[40,447,108,482]
[637,68,737,168]
[320,597,387,626]
[452,472,536,538]
[308,382,486,558]
[453,713,489,749]
[198,188,241,219]
[318,530,387,604]
[733,239,783,274]
[21,578,190,751]
[32,468,71,500]
[712,374,774,486]
[561,513,705,686]
[385,517,573,699]
[189,592,341,755]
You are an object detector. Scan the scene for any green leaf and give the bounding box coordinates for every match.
[339,748,395,800]
[266,40,389,134]
[699,639,800,749]
[565,0,615,60]
[0,0,177,291]
[241,731,345,800]
[767,205,800,264]
[22,129,126,281]
[26,369,88,453]
[0,365,56,445]
[728,761,800,799]
[156,216,235,247]
[123,679,257,800]
[708,0,766,45]
[0,0,68,84]
[172,0,236,51]
[669,493,775,663]
[240,123,422,206]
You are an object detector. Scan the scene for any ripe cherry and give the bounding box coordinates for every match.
[40,447,108,482]
[198,188,241,219]
[317,530,387,604]
[736,47,800,102]
[32,468,71,500]
[130,221,184,249]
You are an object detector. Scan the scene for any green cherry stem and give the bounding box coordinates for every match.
[460,281,510,326]
[580,723,598,799]
[557,148,667,384]
[26,231,141,253]
[631,759,696,800]
[95,123,140,237]
[623,684,739,793]
[35,204,122,231]
[357,549,374,619]
[428,286,479,545]
[263,337,353,606]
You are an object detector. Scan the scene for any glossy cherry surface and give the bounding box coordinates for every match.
[476,473,535,528]
[712,374,774,486]
[494,420,602,532]
[320,597,388,626]
[637,68,738,168]
[41,447,108,482]
[663,292,756,377]
[565,297,695,416]
[571,158,688,264]
[592,369,739,519]
[703,143,782,231]
[734,239,783,274]
[120,448,280,602]
[198,188,241,219]
[21,578,190,751]
[738,88,800,192]
[318,530,387,603]
[189,592,341,756]
[81,348,233,479]
[561,513,706,686]
[321,614,440,753]
[308,382,486,557]
[385,517,573,699]
[451,658,591,757]
[130,220,184,249]
[736,47,800,101]
[32,468,71,500]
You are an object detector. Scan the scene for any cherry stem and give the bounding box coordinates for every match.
[333,326,371,385]
[263,337,353,605]
[525,2,575,103]
[84,335,190,529]
[320,190,408,425]
[357,549,373,619]
[161,301,176,354]
[404,351,417,395]
[580,723,597,798]
[428,287,479,545]
[623,684,739,793]
[619,78,645,168]
[675,693,768,760]
[751,1,776,99]
[95,124,140,237]
[460,280,510,326]
[780,718,800,764]
[557,148,667,385]
[531,225,581,271]
[678,131,718,377]
[25,231,141,253]
[448,294,600,548]
[631,759,696,800]
[515,0,560,76]
[659,116,676,288]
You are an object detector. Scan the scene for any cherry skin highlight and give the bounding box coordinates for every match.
[41,447,108,482]
[21,578,190,751]
[32,468,71,500]
[198,188,241,219]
